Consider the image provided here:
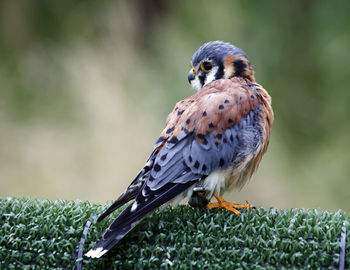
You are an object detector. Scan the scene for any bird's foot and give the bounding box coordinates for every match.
[207,191,255,215]
[189,189,210,208]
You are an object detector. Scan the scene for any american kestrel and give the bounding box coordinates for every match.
[86,41,274,258]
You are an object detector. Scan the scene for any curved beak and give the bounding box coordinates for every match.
[187,69,196,84]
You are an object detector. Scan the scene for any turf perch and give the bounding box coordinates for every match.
[0,197,349,269]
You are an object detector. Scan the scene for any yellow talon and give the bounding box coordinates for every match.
[207,191,255,215]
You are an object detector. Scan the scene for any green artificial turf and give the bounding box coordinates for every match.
[0,197,349,269]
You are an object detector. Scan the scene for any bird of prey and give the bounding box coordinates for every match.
[86,41,274,258]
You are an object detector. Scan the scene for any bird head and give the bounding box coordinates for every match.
[188,41,255,91]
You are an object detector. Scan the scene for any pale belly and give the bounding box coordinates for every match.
[165,148,262,208]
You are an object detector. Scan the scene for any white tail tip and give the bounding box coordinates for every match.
[85,247,108,258]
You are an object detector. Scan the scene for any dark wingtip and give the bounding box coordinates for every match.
[97,202,125,222]
[97,212,107,223]
[97,188,139,222]
[96,200,126,223]
[96,205,117,223]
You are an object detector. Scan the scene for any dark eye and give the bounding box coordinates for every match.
[200,62,213,72]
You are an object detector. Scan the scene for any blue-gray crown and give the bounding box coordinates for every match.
[191,41,248,67]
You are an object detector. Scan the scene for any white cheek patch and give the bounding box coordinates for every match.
[204,66,219,86]
[190,76,202,91]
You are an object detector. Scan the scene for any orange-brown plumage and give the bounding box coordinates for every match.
[160,77,272,159]
[161,78,259,139]
[223,54,255,82]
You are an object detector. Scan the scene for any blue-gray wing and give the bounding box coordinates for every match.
[148,108,262,190]
[148,79,262,190]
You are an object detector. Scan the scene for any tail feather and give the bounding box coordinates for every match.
[86,181,195,258]
[96,188,139,222]
[86,203,142,258]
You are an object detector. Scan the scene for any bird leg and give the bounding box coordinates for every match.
[189,189,210,208]
[207,191,255,215]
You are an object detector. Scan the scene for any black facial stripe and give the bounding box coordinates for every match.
[198,75,205,87]
[233,59,247,77]
[215,64,224,80]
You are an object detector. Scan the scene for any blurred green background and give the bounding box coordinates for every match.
[0,0,349,212]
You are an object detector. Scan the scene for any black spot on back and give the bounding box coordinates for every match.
[197,134,205,140]
[202,111,207,117]
[178,110,184,116]
[186,119,191,124]
[219,105,224,110]
[194,161,200,169]
[224,99,230,104]
[230,135,234,142]
[189,155,193,162]
[219,158,225,167]
[156,136,165,145]
[154,163,161,172]
[228,119,233,123]
[208,123,214,128]
[168,136,178,144]
[160,154,167,161]
[202,164,207,171]
[197,133,208,145]
[216,134,222,140]
[166,127,174,134]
